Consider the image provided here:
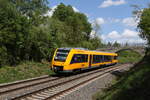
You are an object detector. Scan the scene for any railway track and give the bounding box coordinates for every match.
[0,75,62,99]
[0,64,131,100]
[0,75,61,93]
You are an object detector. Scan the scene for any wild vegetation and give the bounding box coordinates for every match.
[0,61,54,84]
[0,0,102,67]
[93,4,150,100]
[117,50,142,63]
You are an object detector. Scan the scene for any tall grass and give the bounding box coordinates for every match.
[0,61,54,84]
[117,50,142,63]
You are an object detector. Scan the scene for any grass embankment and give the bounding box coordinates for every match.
[93,51,150,100]
[117,50,142,63]
[0,61,54,84]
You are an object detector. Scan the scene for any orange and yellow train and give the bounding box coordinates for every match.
[51,48,118,73]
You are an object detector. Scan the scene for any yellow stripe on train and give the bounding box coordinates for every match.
[51,48,118,73]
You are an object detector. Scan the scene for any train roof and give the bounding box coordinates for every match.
[58,47,88,50]
[58,47,117,55]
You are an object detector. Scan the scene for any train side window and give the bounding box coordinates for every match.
[101,55,104,62]
[92,55,97,63]
[93,55,103,63]
[92,55,95,63]
[100,55,103,62]
[103,56,106,61]
[70,54,88,64]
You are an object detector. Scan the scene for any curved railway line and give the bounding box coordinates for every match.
[0,76,61,94]
[0,64,132,100]
[0,76,62,100]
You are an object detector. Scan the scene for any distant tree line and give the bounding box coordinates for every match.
[0,0,102,66]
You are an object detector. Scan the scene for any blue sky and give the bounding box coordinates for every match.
[48,0,149,44]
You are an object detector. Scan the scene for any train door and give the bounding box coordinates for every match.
[89,55,92,68]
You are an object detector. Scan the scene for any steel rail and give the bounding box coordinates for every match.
[9,64,128,100]
[0,75,63,96]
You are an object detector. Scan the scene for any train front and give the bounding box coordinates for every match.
[51,48,71,73]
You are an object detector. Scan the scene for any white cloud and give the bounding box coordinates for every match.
[107,31,121,39]
[101,29,145,44]
[94,18,105,25]
[72,6,79,12]
[107,18,121,23]
[122,17,137,27]
[90,18,105,37]
[73,6,90,18]
[122,29,139,38]
[99,0,126,8]
[90,30,96,38]
[102,17,137,27]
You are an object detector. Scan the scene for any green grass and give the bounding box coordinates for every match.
[0,61,54,84]
[93,55,150,100]
[117,50,142,63]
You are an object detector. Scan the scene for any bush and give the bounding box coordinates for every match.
[0,46,8,67]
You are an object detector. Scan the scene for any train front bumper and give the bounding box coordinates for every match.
[52,65,72,73]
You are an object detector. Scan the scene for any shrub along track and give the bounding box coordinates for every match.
[0,64,132,100]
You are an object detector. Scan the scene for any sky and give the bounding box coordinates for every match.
[48,0,149,44]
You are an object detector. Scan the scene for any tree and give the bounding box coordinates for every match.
[46,18,71,47]
[0,46,8,67]
[125,42,129,47]
[0,2,102,66]
[137,6,150,55]
[92,20,101,37]
[107,42,112,47]
[52,3,74,22]
[113,41,121,48]
[0,0,30,65]
[52,3,92,45]
[10,0,49,26]
[138,8,150,44]
[0,0,51,65]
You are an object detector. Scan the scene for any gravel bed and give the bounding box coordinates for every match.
[22,69,109,100]
[60,64,133,100]
[60,73,115,100]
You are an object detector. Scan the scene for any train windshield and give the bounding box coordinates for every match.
[54,49,70,62]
